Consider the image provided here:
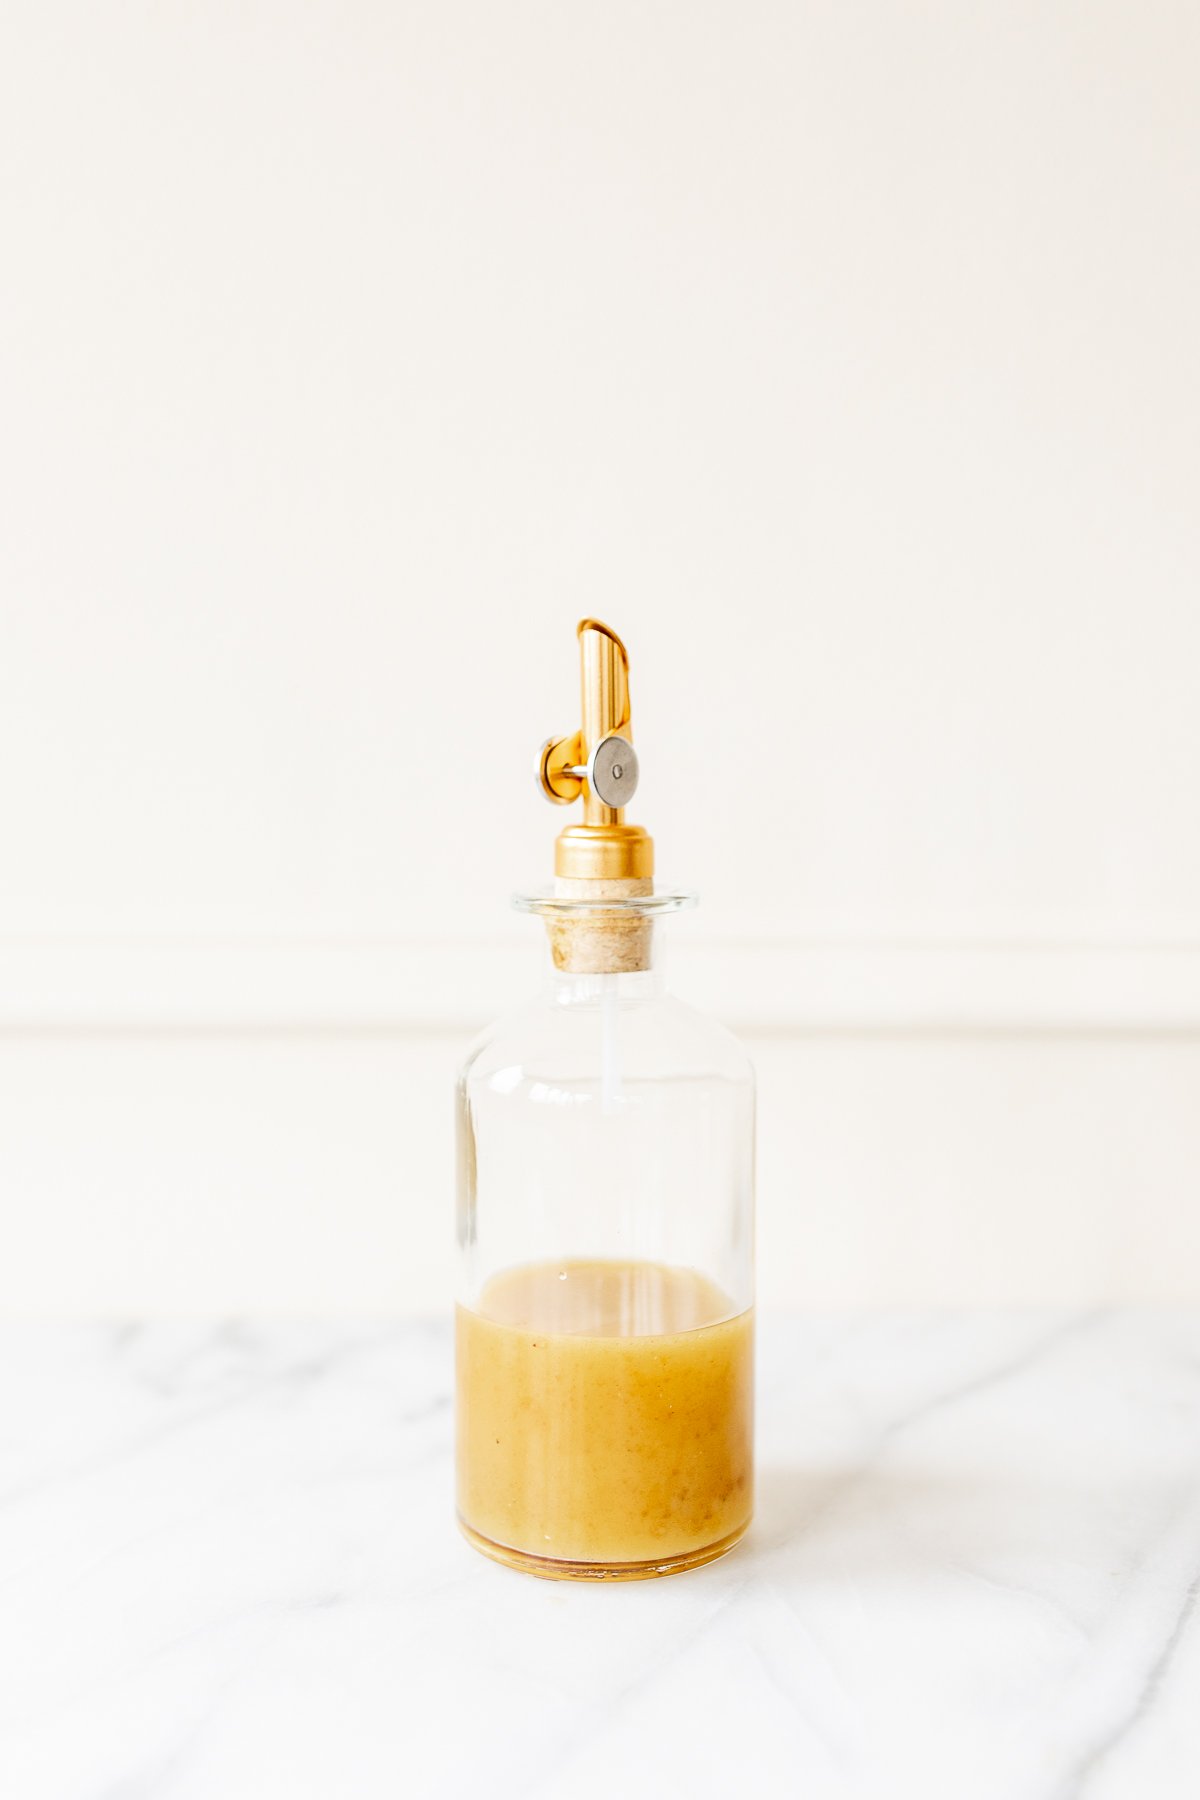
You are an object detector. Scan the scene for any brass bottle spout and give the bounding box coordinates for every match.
[536,618,654,887]
[578,619,630,827]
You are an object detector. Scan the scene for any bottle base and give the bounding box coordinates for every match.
[457,1515,751,1582]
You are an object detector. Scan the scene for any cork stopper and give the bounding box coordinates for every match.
[547,878,654,974]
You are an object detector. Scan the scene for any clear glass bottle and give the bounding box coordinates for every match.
[455,623,755,1581]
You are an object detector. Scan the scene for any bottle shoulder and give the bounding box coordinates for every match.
[458,988,754,1087]
[652,993,755,1079]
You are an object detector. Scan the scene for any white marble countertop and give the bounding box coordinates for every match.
[1,1310,1198,1799]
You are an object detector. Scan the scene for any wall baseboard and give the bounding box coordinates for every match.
[4,938,1199,1313]
[2,938,1199,1037]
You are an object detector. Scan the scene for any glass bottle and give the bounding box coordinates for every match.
[455,621,755,1580]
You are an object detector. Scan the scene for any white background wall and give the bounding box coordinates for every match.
[2,1,1198,1315]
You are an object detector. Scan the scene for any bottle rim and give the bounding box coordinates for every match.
[512,888,697,918]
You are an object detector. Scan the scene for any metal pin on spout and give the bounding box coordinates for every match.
[561,733,639,809]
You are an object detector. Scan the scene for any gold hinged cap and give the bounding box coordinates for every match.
[536,619,655,972]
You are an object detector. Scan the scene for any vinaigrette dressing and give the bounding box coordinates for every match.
[457,1260,753,1578]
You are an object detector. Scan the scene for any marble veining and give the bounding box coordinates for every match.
[1,1311,1198,1799]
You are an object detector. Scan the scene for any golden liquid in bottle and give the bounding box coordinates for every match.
[456,1258,754,1580]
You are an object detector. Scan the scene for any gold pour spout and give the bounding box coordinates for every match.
[578,619,630,825]
[537,619,654,885]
